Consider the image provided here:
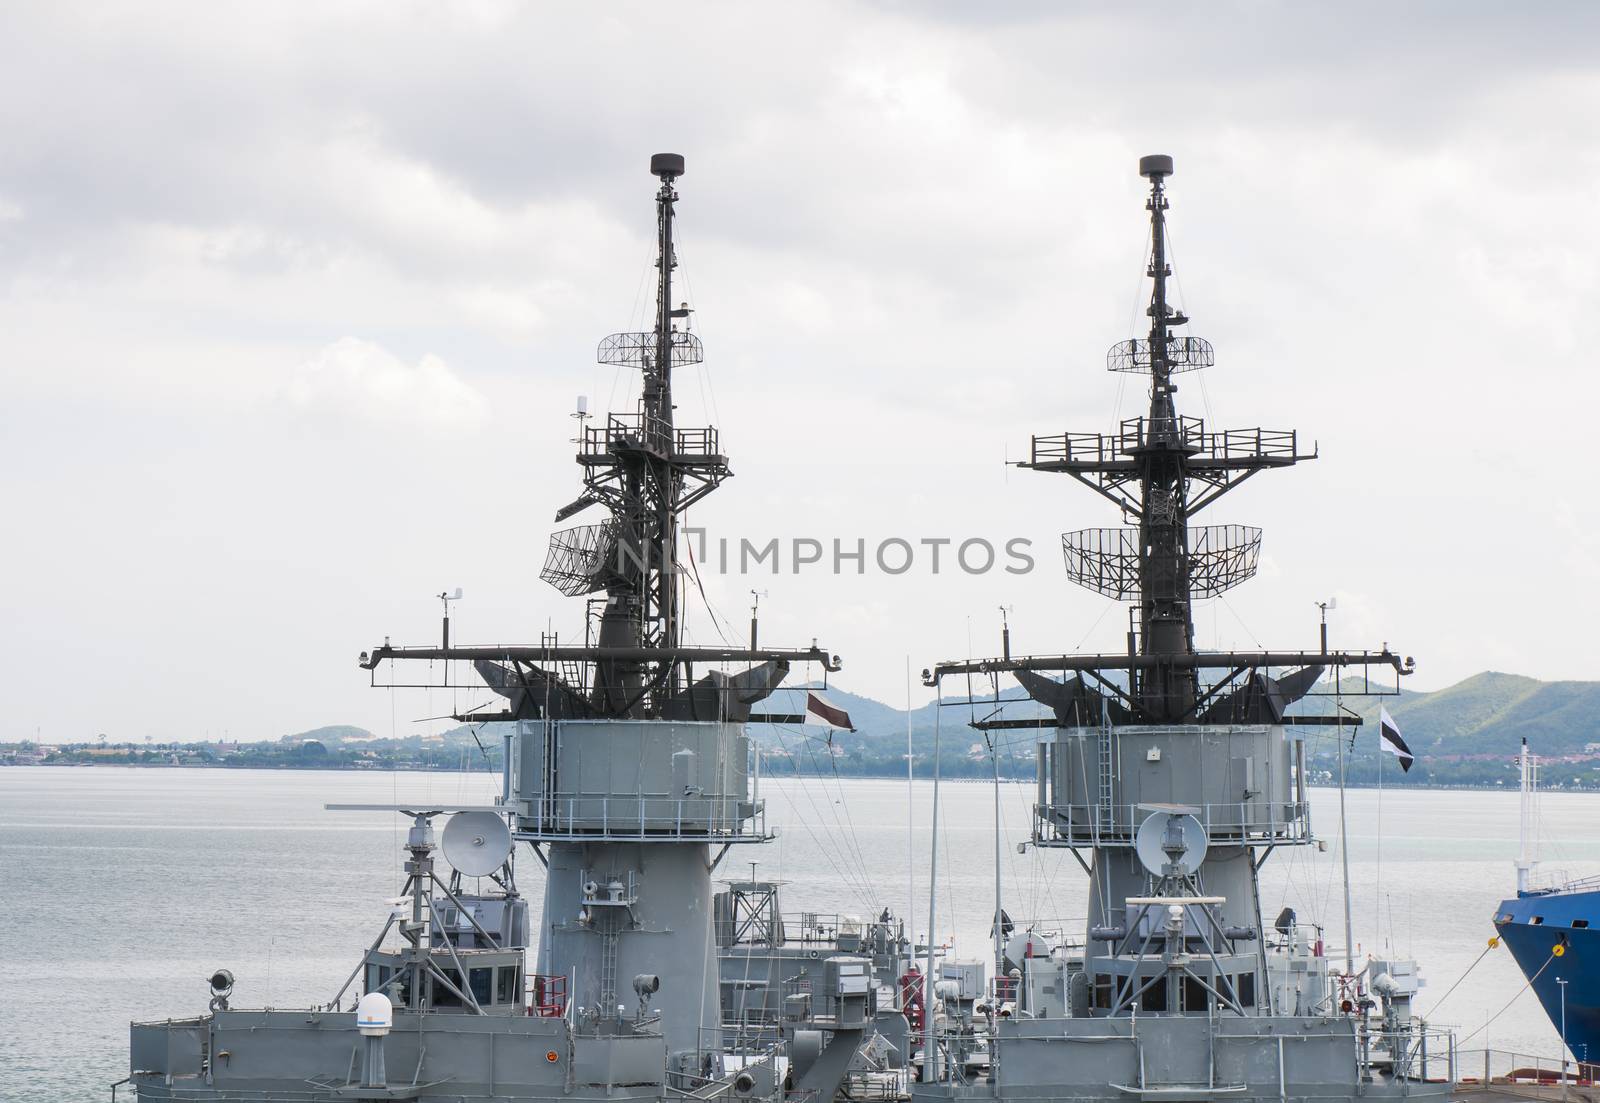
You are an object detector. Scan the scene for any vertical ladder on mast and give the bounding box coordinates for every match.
[599,920,620,1010]
[1097,702,1116,836]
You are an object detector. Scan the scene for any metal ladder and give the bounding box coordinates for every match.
[1097,702,1116,835]
[538,627,588,695]
[598,916,620,1009]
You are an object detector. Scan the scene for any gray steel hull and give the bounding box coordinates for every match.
[912,1015,1454,1103]
[129,1008,733,1102]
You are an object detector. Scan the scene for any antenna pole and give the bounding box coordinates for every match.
[923,702,943,1083]
[1133,155,1198,717]
[993,732,1004,1014]
[649,155,683,654]
[648,158,680,447]
[1336,680,1355,979]
[749,590,767,650]
[438,589,462,650]
[1376,727,1384,948]
[1147,166,1175,417]
[906,656,915,983]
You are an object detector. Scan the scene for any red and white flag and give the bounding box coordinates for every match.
[805,691,854,732]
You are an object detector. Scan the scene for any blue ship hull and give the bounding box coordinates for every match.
[1495,888,1600,1065]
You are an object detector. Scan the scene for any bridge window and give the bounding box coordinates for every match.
[497,966,520,1004]
[432,969,465,1008]
[469,967,494,1005]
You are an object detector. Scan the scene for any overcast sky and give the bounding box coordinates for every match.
[3,2,1597,743]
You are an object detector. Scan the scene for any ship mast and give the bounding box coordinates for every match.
[922,156,1416,1030]
[362,155,840,718]
[584,153,699,711]
[644,153,683,649]
[1134,157,1199,715]
[1516,738,1540,894]
[903,153,1451,1103]
[931,154,1412,721]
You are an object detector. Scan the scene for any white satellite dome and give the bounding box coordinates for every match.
[356,992,393,1036]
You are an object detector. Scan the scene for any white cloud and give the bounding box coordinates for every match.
[1,1,1598,740]
[285,337,489,433]
[450,283,549,336]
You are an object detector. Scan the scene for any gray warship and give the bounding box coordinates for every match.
[911,155,1457,1102]
[126,154,914,1102]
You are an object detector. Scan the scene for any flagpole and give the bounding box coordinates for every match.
[1336,679,1355,979]
[993,733,1004,1011]
[1375,723,1384,950]
[906,656,914,977]
[923,697,943,1083]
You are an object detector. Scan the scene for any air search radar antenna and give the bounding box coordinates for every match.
[441,810,513,877]
[1134,806,1209,879]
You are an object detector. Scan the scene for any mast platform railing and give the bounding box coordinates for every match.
[1264,921,1327,957]
[516,792,770,842]
[1033,799,1311,848]
[581,414,722,462]
[778,911,859,943]
[1027,418,1305,469]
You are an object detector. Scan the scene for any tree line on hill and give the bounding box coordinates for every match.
[10,671,1596,789]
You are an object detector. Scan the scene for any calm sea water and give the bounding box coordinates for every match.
[4,766,1597,1101]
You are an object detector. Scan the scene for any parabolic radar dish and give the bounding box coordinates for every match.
[1133,809,1209,879]
[441,811,513,877]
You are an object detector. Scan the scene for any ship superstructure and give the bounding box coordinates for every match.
[126,155,896,1103]
[913,155,1452,1103]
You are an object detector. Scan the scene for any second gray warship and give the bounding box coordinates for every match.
[126,154,914,1102]
[913,155,1457,1103]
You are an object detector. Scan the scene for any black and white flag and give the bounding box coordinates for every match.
[806,691,855,732]
[1378,706,1414,773]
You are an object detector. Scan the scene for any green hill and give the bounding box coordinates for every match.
[231,670,1599,786]
[799,669,1600,786]
[1326,671,1600,760]
[280,724,378,747]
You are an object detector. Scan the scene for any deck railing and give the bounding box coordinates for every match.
[1454,1048,1600,1093]
[518,793,768,841]
[1035,799,1311,847]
